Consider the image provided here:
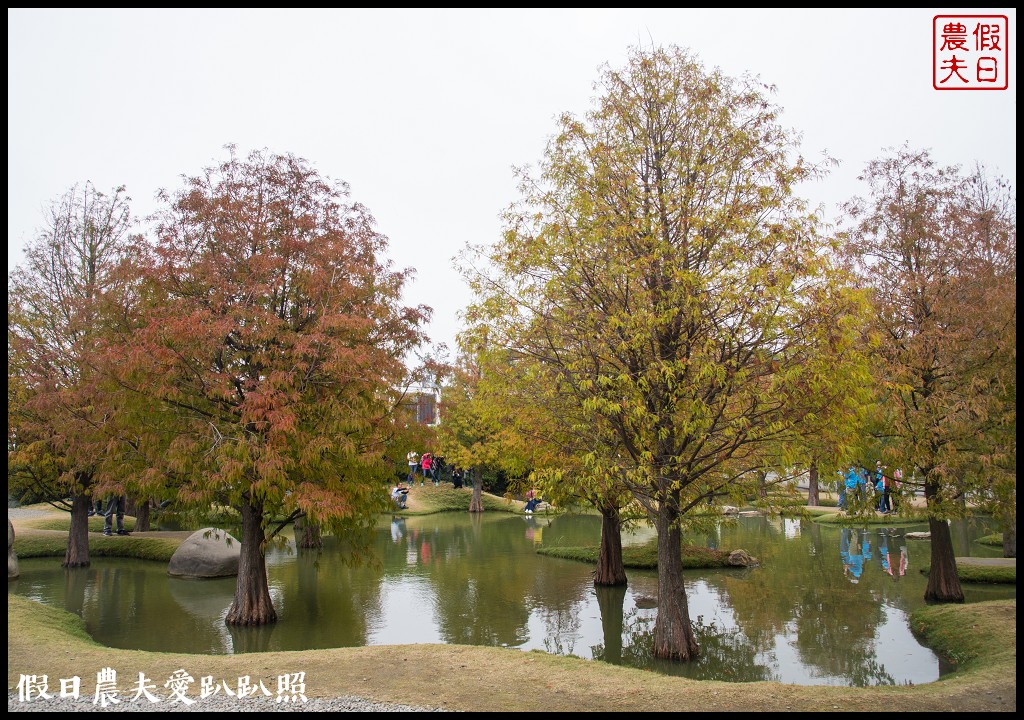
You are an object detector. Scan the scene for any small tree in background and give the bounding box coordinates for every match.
[435,346,517,513]
[8,182,140,566]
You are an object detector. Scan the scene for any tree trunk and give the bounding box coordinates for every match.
[1003,524,1016,558]
[226,495,277,625]
[923,479,965,603]
[62,493,91,568]
[757,470,768,501]
[594,502,627,586]
[468,467,484,513]
[133,497,151,532]
[807,458,820,507]
[652,504,699,661]
[595,584,627,664]
[294,516,322,549]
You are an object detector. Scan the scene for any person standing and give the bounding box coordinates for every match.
[406,450,419,485]
[857,464,870,508]
[875,461,892,514]
[840,466,859,511]
[421,452,435,486]
[103,494,130,537]
[891,468,903,512]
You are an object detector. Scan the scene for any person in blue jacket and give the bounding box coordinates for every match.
[838,466,859,510]
[857,464,871,507]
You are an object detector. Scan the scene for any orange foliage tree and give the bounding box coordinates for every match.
[116,147,428,625]
[842,146,1016,600]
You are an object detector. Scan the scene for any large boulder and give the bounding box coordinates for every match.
[168,527,240,578]
[726,549,760,567]
[8,519,18,580]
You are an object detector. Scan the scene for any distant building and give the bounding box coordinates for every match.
[400,384,440,426]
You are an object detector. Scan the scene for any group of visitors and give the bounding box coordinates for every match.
[406,449,443,486]
[836,461,903,513]
[406,449,465,488]
[395,449,471,508]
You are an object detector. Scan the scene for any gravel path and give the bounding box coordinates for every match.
[8,507,53,521]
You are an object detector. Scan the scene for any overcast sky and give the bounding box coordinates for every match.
[8,8,1017,356]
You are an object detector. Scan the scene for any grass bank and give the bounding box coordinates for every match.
[6,595,1015,711]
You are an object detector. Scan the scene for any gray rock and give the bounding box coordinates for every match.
[168,527,241,578]
[905,532,931,540]
[727,549,759,567]
[8,519,18,580]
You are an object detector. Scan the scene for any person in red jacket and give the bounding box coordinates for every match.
[421,452,435,486]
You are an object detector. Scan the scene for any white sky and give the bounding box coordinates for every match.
[7,9,1017,356]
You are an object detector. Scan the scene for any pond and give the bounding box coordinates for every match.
[8,511,1014,686]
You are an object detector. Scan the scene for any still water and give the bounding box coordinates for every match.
[9,512,1013,686]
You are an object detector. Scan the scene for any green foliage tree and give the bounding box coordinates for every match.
[463,45,863,661]
[8,182,140,566]
[467,343,634,585]
[434,348,519,512]
[842,146,1016,598]
[115,147,428,624]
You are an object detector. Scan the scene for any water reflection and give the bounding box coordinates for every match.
[8,513,1013,686]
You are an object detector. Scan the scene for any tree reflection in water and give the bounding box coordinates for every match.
[8,513,1013,686]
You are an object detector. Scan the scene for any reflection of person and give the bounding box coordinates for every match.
[524,518,536,542]
[840,528,863,583]
[840,527,851,573]
[879,530,893,576]
[103,494,130,536]
[390,515,405,543]
[897,543,908,577]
